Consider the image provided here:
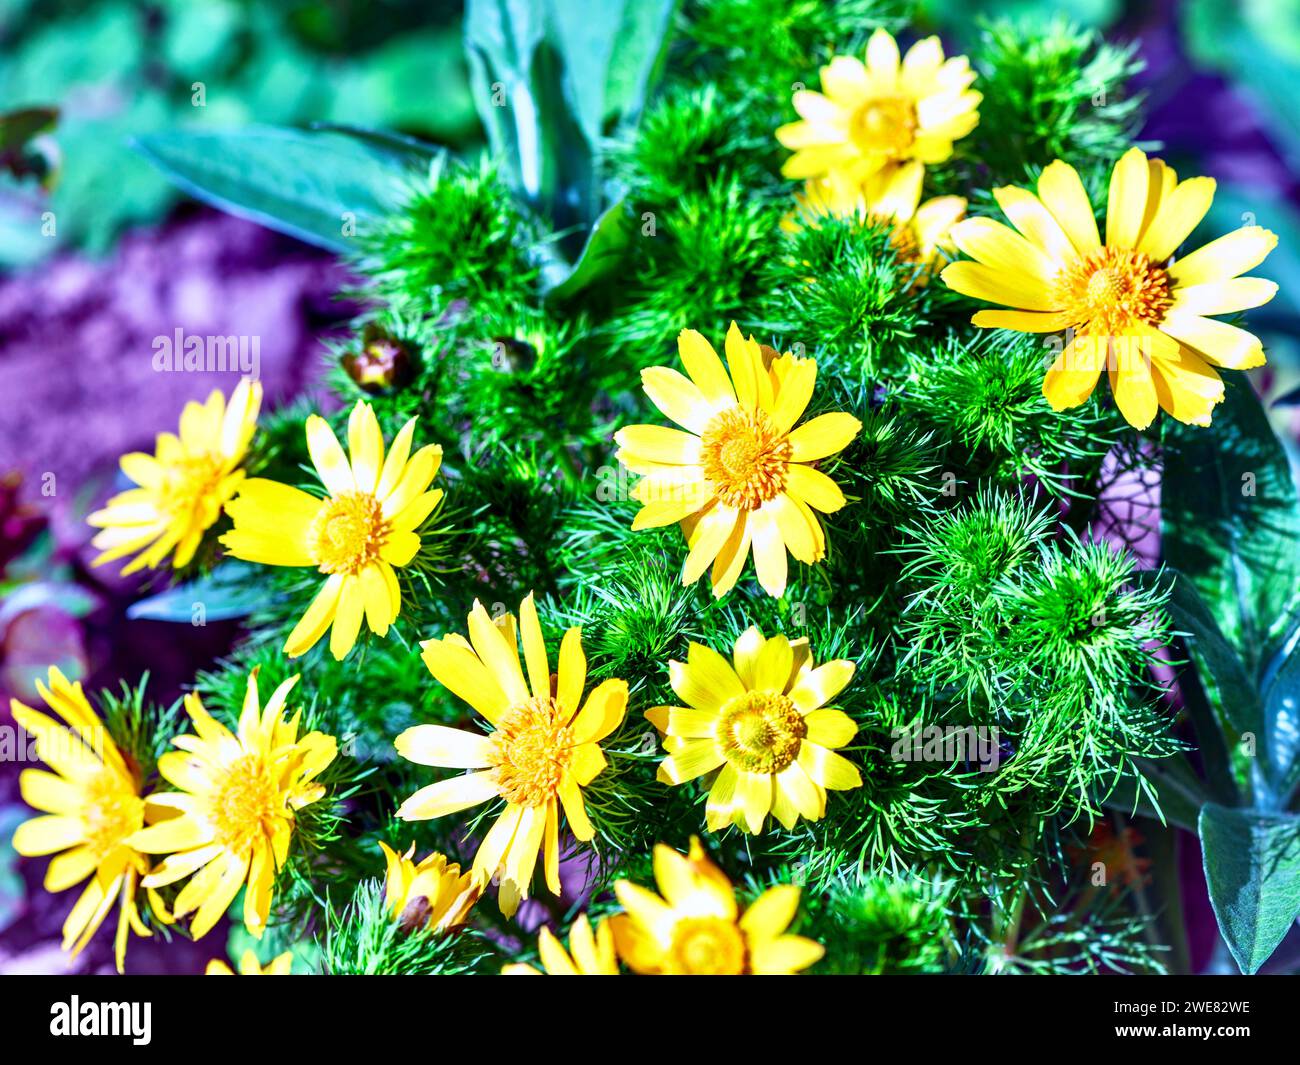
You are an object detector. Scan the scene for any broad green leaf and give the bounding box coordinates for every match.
[1199,803,1300,974]
[546,0,678,143]
[133,125,416,251]
[1261,621,1300,798]
[127,562,263,623]
[1156,571,1260,762]
[464,0,675,233]
[1161,378,1300,677]
[542,197,632,299]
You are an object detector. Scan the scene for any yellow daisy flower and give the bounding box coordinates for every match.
[88,378,261,574]
[378,841,482,934]
[206,949,293,975]
[10,667,161,973]
[609,837,823,975]
[777,28,980,186]
[501,914,619,975]
[395,595,628,917]
[130,669,337,941]
[646,627,861,833]
[940,146,1279,429]
[786,161,967,282]
[220,399,443,660]
[613,323,861,598]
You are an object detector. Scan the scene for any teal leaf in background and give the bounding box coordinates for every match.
[1161,379,1300,679]
[463,0,676,236]
[541,196,632,300]
[132,125,419,251]
[126,562,264,623]
[1199,803,1300,974]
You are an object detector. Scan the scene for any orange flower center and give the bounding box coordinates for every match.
[158,453,227,522]
[667,916,747,974]
[700,408,791,510]
[716,691,806,774]
[211,753,279,853]
[850,96,917,158]
[1053,247,1173,338]
[311,491,389,574]
[490,698,573,807]
[82,772,145,861]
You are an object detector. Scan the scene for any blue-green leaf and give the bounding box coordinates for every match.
[133,125,417,251]
[1161,378,1300,677]
[127,562,263,623]
[1199,803,1300,974]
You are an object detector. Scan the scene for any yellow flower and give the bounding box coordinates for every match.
[395,595,628,917]
[613,323,861,598]
[10,667,162,973]
[609,837,823,975]
[502,915,619,975]
[777,28,980,186]
[785,162,967,282]
[379,841,482,934]
[220,399,443,660]
[130,669,337,941]
[940,146,1279,429]
[206,949,293,975]
[88,378,261,574]
[646,627,861,833]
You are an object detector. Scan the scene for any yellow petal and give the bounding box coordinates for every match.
[992,185,1075,263]
[972,309,1071,333]
[468,600,529,705]
[1037,160,1100,253]
[1106,147,1151,249]
[397,771,499,820]
[328,575,365,660]
[556,627,587,717]
[658,738,727,784]
[346,401,384,494]
[705,762,741,830]
[517,592,551,700]
[709,510,751,597]
[682,504,740,585]
[1168,277,1277,317]
[570,678,628,745]
[1151,346,1225,427]
[749,506,788,597]
[785,463,847,513]
[395,724,495,768]
[768,356,817,436]
[739,883,800,939]
[1042,335,1105,411]
[750,934,825,974]
[865,27,900,84]
[789,659,855,710]
[1169,226,1277,286]
[950,216,1061,282]
[672,643,746,709]
[1138,176,1216,261]
[940,260,1057,311]
[797,743,862,790]
[1159,313,1266,370]
[785,412,860,462]
[641,366,715,434]
[420,637,511,722]
[305,414,355,496]
[614,424,703,465]
[677,329,736,408]
[735,771,772,833]
[13,814,83,856]
[19,769,80,815]
[804,707,858,748]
